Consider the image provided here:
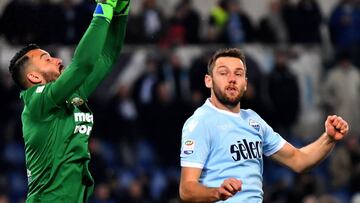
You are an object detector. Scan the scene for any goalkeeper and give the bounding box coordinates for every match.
[8,0,129,202]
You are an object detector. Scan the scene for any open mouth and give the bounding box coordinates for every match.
[59,65,64,73]
[226,87,238,95]
[227,87,237,91]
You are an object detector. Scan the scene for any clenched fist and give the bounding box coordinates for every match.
[325,115,349,141]
[217,178,242,201]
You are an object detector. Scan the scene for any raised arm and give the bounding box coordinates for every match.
[271,115,349,173]
[79,0,129,99]
[49,2,116,105]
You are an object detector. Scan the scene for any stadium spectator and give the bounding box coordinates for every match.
[267,49,300,137]
[257,0,288,45]
[165,0,201,45]
[219,0,255,45]
[329,0,360,65]
[138,0,165,44]
[323,52,360,135]
[207,0,229,43]
[189,52,212,108]
[293,0,323,44]
[0,0,36,44]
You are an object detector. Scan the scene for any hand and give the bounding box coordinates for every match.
[93,0,118,22]
[114,0,130,15]
[96,0,118,8]
[217,178,242,201]
[325,115,349,141]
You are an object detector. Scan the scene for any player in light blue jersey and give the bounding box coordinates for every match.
[179,48,349,203]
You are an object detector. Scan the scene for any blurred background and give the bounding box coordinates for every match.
[1,0,360,202]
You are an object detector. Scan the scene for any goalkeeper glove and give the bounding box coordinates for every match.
[114,0,130,16]
[93,0,118,22]
[95,0,117,8]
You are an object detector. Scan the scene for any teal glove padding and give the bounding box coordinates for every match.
[114,0,130,16]
[93,3,114,22]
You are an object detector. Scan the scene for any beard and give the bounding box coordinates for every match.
[41,71,60,83]
[213,81,245,108]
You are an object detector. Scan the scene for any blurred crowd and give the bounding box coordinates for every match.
[1,0,360,202]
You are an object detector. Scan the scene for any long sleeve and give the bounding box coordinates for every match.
[49,16,110,105]
[79,15,128,99]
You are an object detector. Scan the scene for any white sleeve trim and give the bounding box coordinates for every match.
[264,138,287,157]
[181,161,204,169]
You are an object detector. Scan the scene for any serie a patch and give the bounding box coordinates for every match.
[183,139,195,155]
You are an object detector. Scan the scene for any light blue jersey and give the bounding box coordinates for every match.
[180,99,286,203]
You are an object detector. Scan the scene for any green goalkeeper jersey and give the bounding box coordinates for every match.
[21,89,94,202]
[20,15,127,203]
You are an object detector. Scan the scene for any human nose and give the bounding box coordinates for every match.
[53,58,63,65]
[228,73,236,83]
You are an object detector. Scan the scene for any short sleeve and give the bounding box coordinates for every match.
[180,117,211,169]
[261,120,286,157]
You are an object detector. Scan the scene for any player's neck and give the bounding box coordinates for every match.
[209,97,240,113]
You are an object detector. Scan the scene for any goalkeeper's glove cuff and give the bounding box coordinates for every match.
[93,3,114,22]
[114,1,130,16]
[96,0,117,8]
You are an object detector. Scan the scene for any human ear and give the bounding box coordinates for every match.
[205,74,212,88]
[27,72,42,85]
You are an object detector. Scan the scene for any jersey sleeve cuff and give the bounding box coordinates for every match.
[181,161,204,168]
[264,138,287,157]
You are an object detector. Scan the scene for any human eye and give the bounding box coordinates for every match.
[235,69,245,76]
[217,68,228,76]
[219,71,227,76]
[42,55,51,62]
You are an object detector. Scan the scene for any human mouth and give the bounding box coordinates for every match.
[59,65,64,73]
[226,87,238,94]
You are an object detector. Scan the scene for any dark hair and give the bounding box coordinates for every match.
[9,44,40,90]
[207,48,246,75]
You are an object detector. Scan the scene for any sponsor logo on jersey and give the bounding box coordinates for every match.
[73,112,93,136]
[74,112,94,123]
[74,125,93,136]
[183,139,195,155]
[230,139,263,161]
[35,85,45,93]
[249,119,260,132]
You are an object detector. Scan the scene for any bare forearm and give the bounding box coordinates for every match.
[272,116,348,173]
[180,181,220,203]
[298,132,336,172]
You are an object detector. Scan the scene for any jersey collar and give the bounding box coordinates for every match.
[205,99,241,117]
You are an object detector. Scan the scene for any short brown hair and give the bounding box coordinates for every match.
[207,48,246,75]
[9,44,40,90]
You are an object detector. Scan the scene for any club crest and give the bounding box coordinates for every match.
[71,97,84,107]
[249,119,260,132]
